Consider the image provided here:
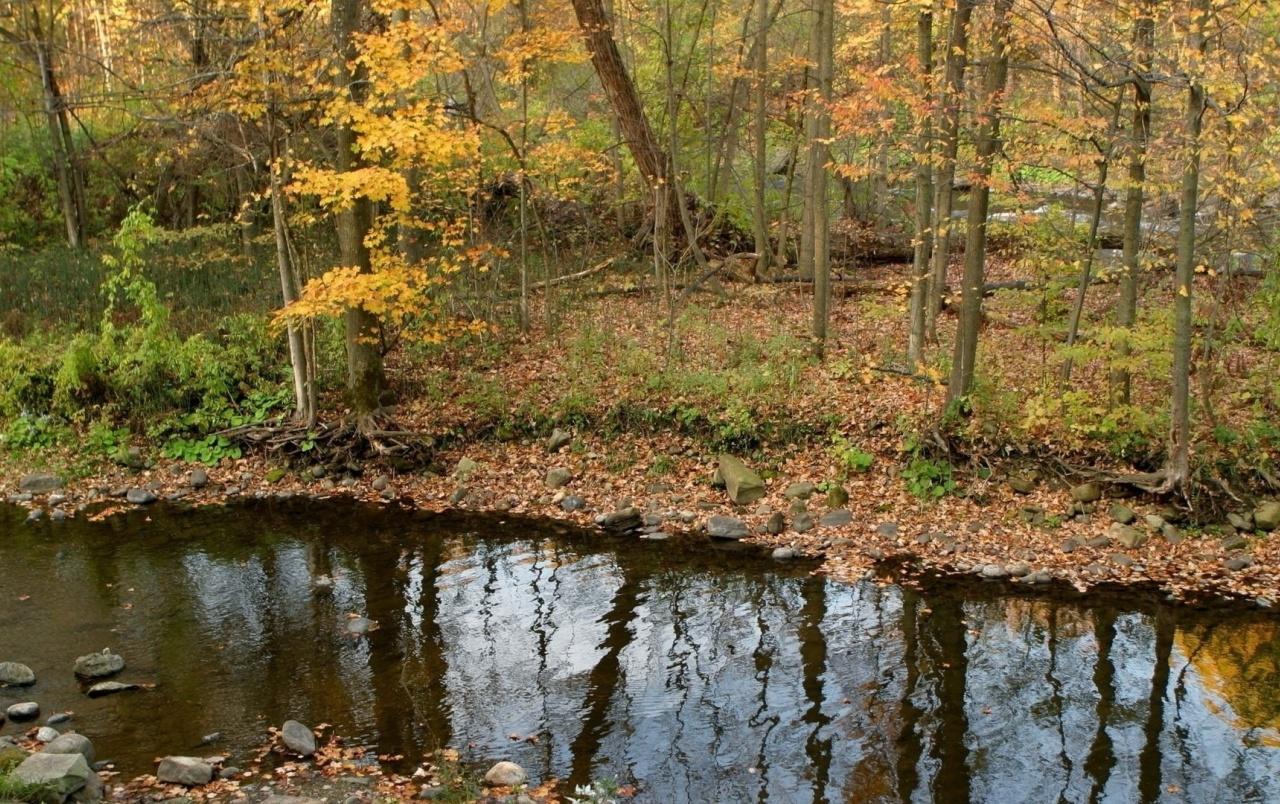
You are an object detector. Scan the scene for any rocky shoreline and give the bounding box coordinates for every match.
[5,429,1279,612]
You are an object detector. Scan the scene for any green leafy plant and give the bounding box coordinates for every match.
[162,434,242,464]
[831,433,874,474]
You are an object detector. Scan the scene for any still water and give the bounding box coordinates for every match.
[1,500,1277,802]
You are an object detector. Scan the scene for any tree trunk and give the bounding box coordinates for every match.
[809,0,833,357]
[271,163,314,425]
[332,0,385,422]
[1166,0,1209,492]
[925,0,975,340]
[751,0,771,277]
[907,8,935,364]
[1112,5,1154,406]
[570,0,673,218]
[947,0,1012,403]
[871,3,893,220]
[29,7,87,249]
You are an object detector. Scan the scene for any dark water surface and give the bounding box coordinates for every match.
[1,501,1278,802]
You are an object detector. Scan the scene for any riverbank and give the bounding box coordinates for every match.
[5,427,1278,609]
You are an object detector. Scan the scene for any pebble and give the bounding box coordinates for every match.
[771,547,799,560]
[482,761,527,787]
[6,702,39,720]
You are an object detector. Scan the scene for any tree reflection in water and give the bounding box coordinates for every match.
[1,500,1278,802]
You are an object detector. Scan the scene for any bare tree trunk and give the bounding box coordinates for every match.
[1112,5,1154,406]
[271,162,313,424]
[332,0,385,423]
[26,6,87,249]
[947,0,1012,403]
[809,0,833,357]
[871,3,892,221]
[1166,0,1209,492]
[751,0,771,277]
[571,0,674,227]
[925,0,975,340]
[907,8,935,364]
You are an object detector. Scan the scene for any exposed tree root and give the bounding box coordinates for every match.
[219,416,435,470]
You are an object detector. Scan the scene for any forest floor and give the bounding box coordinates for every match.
[4,251,1278,610]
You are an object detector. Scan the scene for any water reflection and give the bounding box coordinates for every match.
[1,501,1277,802]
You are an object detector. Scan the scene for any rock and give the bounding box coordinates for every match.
[1085,535,1111,549]
[125,488,157,505]
[826,485,849,508]
[26,508,43,522]
[189,468,209,488]
[346,616,375,636]
[47,712,72,726]
[545,468,572,489]
[598,507,642,532]
[454,457,480,480]
[0,738,27,766]
[1109,523,1148,549]
[559,495,586,512]
[482,761,527,787]
[14,752,98,798]
[156,756,214,786]
[36,726,60,743]
[1026,570,1053,585]
[1227,512,1253,531]
[0,661,35,686]
[793,512,814,533]
[763,512,786,535]
[262,797,324,804]
[48,492,66,505]
[448,486,468,505]
[771,547,799,560]
[1071,482,1102,503]
[1019,505,1045,525]
[1143,514,1166,531]
[1109,504,1136,525]
[784,481,816,500]
[788,498,808,515]
[981,564,1008,579]
[74,651,125,679]
[1225,555,1255,571]
[1110,553,1135,567]
[819,509,853,528]
[706,516,749,540]
[371,475,390,491]
[50,508,67,521]
[1007,562,1031,578]
[1221,533,1248,551]
[86,681,139,697]
[7,702,39,720]
[281,720,316,756]
[309,466,326,479]
[875,522,899,539]
[1160,523,1183,544]
[1008,475,1037,494]
[1060,538,1080,553]
[20,473,63,493]
[218,766,241,780]
[199,732,223,746]
[717,455,765,506]
[546,428,572,452]
[1254,501,1280,532]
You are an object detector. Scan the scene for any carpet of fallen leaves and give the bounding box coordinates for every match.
[6,256,1278,617]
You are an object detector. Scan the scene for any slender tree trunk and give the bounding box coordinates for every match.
[907,8,935,364]
[947,0,1012,403]
[332,0,385,422]
[809,0,833,356]
[871,3,892,220]
[1166,0,1209,492]
[751,0,771,277]
[271,162,313,424]
[1112,6,1154,406]
[29,7,86,249]
[925,0,975,340]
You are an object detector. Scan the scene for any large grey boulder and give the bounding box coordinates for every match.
[156,756,214,786]
[19,473,63,493]
[706,516,749,540]
[281,720,316,756]
[1255,501,1280,532]
[545,468,572,489]
[717,455,765,506]
[14,752,99,799]
[42,732,94,764]
[482,761,527,787]
[0,661,35,686]
[74,651,125,679]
